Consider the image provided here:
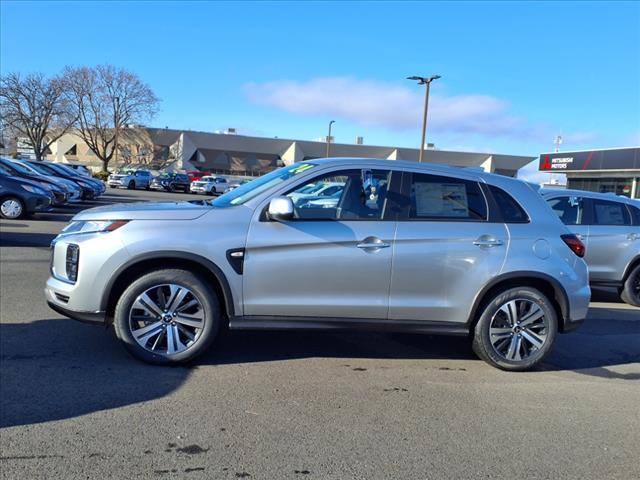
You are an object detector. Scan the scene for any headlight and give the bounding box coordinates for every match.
[21,184,47,195]
[61,220,129,235]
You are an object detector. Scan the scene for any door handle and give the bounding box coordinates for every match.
[473,238,504,248]
[356,236,390,250]
[357,242,390,249]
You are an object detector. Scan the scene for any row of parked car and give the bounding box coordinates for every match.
[0,158,106,219]
[107,169,243,195]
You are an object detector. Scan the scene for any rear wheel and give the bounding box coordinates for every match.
[0,197,25,219]
[472,287,557,371]
[621,265,640,307]
[113,269,221,365]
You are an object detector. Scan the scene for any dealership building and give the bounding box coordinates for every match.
[538,146,640,199]
[36,127,534,177]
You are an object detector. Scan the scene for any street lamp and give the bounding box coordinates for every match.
[407,75,441,162]
[326,120,335,157]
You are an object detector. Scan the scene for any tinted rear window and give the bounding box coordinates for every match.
[488,185,529,223]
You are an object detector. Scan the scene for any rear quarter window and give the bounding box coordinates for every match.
[488,185,530,223]
[627,204,640,225]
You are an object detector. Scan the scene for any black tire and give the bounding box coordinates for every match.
[0,196,26,219]
[113,268,221,365]
[472,287,557,371]
[620,264,640,307]
[168,184,176,193]
[127,180,135,190]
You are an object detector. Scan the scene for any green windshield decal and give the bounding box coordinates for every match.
[290,164,315,175]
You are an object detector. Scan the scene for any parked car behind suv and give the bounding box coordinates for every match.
[190,176,229,195]
[108,170,152,190]
[46,159,590,371]
[0,166,52,219]
[541,189,640,306]
[150,172,191,192]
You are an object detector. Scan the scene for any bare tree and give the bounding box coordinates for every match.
[0,72,75,160]
[64,65,159,171]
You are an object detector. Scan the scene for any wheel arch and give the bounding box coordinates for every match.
[622,255,640,283]
[102,251,235,323]
[467,271,570,333]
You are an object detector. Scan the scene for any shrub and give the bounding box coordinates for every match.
[93,171,110,181]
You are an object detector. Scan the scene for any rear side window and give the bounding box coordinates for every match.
[488,185,529,223]
[408,173,487,221]
[591,199,631,226]
[546,196,584,225]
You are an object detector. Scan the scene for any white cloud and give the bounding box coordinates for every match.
[245,76,528,137]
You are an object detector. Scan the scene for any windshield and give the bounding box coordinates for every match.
[211,163,317,207]
[48,163,79,176]
[26,161,57,175]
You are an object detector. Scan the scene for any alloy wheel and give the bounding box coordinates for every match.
[128,284,205,356]
[1,199,23,219]
[489,298,549,362]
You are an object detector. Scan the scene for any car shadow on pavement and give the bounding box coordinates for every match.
[0,319,191,429]
[0,231,56,247]
[2,306,637,428]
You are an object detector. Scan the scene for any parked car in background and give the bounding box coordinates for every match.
[46,158,590,371]
[150,172,191,192]
[0,158,68,206]
[227,179,251,192]
[288,181,344,206]
[190,176,229,195]
[10,159,83,203]
[108,170,152,190]
[65,163,92,177]
[542,189,640,306]
[23,161,104,200]
[0,166,52,219]
[186,171,211,182]
[43,162,106,196]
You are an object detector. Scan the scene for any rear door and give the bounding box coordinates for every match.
[388,171,507,324]
[585,198,637,283]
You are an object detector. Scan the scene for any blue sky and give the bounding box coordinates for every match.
[1,1,639,179]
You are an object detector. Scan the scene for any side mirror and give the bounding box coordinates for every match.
[267,196,294,221]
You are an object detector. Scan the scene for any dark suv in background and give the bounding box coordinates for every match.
[150,172,191,192]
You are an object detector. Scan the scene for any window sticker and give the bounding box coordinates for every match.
[414,182,469,217]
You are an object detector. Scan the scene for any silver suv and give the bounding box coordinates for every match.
[108,170,152,190]
[541,189,640,306]
[45,159,590,371]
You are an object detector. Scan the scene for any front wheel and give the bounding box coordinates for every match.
[127,180,135,190]
[621,265,640,307]
[0,196,25,219]
[113,269,221,365]
[472,287,557,371]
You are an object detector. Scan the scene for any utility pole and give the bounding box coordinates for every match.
[326,120,335,157]
[407,75,441,162]
[113,96,120,169]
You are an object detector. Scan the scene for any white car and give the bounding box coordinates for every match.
[108,170,152,190]
[289,181,343,206]
[190,176,229,195]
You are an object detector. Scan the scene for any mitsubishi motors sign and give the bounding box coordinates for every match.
[539,147,640,172]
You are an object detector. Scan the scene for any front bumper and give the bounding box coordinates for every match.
[108,181,124,188]
[46,295,106,325]
[150,183,168,190]
[190,186,208,193]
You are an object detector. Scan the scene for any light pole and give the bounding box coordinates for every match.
[407,75,441,162]
[326,120,335,157]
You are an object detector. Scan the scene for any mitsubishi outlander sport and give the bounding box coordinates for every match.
[46,159,591,371]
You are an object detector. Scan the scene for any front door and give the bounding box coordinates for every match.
[243,168,398,319]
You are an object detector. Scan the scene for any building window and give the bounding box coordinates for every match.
[567,177,634,198]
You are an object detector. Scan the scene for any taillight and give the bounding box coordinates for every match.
[561,234,585,258]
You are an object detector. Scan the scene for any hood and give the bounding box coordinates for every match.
[73,200,212,221]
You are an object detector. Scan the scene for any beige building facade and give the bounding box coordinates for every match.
[42,127,534,176]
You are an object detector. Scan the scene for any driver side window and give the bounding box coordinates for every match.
[285,169,391,220]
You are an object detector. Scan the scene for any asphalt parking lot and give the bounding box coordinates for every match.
[1,188,639,480]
